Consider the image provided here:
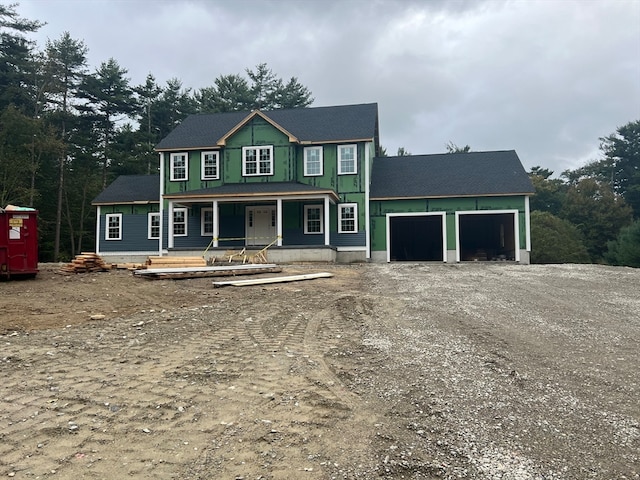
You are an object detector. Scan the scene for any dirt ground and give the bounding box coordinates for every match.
[1,262,638,480]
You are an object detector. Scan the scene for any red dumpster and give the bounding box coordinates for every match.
[0,205,39,279]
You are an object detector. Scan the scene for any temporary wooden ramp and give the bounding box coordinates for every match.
[134,263,282,280]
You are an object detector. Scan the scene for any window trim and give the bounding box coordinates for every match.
[201,207,213,236]
[304,205,324,234]
[148,212,160,240]
[338,203,358,234]
[170,152,188,181]
[173,207,188,237]
[303,146,323,177]
[242,145,274,176]
[105,213,122,241]
[337,144,357,175]
[201,151,219,180]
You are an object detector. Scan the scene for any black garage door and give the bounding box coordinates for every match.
[389,215,444,261]
[458,213,515,261]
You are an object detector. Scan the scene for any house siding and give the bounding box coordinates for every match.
[98,205,159,253]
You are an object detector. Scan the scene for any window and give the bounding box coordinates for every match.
[105,213,122,240]
[201,208,213,236]
[201,151,219,180]
[242,146,273,176]
[304,146,323,176]
[338,144,357,175]
[304,205,323,234]
[338,204,358,233]
[170,153,188,181]
[148,212,160,239]
[173,208,187,236]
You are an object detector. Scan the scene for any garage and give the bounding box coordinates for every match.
[457,211,518,261]
[388,213,445,262]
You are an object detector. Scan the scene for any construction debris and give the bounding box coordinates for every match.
[59,253,111,274]
[212,272,333,287]
[134,263,282,280]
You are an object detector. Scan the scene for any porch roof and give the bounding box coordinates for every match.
[163,181,340,202]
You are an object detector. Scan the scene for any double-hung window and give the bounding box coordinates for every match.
[173,208,187,236]
[201,151,219,180]
[201,208,213,236]
[148,212,160,239]
[304,205,323,234]
[338,144,357,175]
[304,146,323,176]
[170,153,188,181]
[105,213,122,240]
[242,145,273,176]
[338,204,358,233]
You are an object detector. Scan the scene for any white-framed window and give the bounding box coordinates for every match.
[170,153,188,181]
[338,144,357,175]
[338,203,358,233]
[201,151,219,180]
[304,146,323,176]
[242,145,273,176]
[201,208,213,236]
[304,205,323,234]
[173,207,187,236]
[148,212,160,239]
[105,213,122,240]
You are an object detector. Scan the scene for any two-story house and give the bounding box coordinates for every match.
[92,102,535,264]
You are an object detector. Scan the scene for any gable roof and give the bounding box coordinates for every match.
[155,103,379,151]
[370,150,534,199]
[92,175,160,205]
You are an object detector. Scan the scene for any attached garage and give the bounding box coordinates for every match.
[387,213,445,262]
[456,210,519,262]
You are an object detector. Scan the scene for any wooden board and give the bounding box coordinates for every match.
[212,272,333,287]
[134,264,281,280]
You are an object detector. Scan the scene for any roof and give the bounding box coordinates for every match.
[92,175,160,205]
[155,103,379,150]
[164,182,339,201]
[370,150,535,199]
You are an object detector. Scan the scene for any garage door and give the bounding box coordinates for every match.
[388,214,445,262]
[457,211,518,261]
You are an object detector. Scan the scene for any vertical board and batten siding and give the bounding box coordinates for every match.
[98,204,159,253]
[370,195,528,253]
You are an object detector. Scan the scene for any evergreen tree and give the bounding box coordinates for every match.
[530,211,590,264]
[605,220,640,267]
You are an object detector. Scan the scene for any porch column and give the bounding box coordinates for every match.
[212,200,219,248]
[276,198,283,246]
[168,201,174,249]
[324,196,330,246]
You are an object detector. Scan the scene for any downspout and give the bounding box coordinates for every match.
[525,195,531,253]
[365,141,371,259]
[159,152,164,256]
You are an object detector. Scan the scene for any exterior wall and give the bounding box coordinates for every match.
[97,204,159,253]
[370,196,530,261]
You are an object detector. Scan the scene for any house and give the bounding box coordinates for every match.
[92,103,535,264]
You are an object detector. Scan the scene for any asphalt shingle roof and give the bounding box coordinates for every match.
[155,103,379,150]
[370,150,535,199]
[165,182,338,199]
[92,175,160,204]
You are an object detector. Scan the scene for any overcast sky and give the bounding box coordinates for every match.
[18,0,640,175]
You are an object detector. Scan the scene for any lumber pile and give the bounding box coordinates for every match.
[145,256,207,269]
[59,253,111,274]
[134,263,282,280]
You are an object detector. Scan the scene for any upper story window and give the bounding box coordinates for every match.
[173,207,187,236]
[201,151,219,180]
[304,146,323,176]
[170,153,188,181]
[242,145,273,176]
[338,144,357,175]
[338,203,358,233]
[105,213,122,240]
[148,212,160,240]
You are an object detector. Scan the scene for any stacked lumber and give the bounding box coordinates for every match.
[59,253,111,274]
[145,256,207,270]
[134,263,282,280]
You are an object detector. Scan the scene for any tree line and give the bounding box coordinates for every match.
[0,4,312,261]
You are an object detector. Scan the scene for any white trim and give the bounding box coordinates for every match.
[454,209,520,262]
[168,201,174,249]
[95,206,101,254]
[173,207,188,237]
[164,193,336,204]
[212,200,219,248]
[385,212,447,263]
[242,145,274,176]
[201,151,220,180]
[303,146,323,176]
[337,144,357,175]
[148,212,160,239]
[105,213,122,240]
[324,197,330,246]
[338,203,358,233]
[276,198,283,247]
[159,152,165,256]
[525,196,531,252]
[170,152,188,181]
[364,142,371,259]
[304,205,324,234]
[201,207,213,236]
[336,246,367,252]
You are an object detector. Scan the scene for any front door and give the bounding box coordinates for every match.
[246,206,276,246]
